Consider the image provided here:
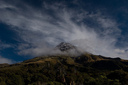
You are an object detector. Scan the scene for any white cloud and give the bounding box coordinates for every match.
[0,41,12,50]
[0,56,13,64]
[115,49,125,53]
[0,41,14,64]
[0,1,128,59]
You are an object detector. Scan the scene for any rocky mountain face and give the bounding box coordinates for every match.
[0,43,128,85]
[54,42,85,56]
[56,42,76,52]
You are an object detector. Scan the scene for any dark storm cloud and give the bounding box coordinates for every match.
[0,0,128,59]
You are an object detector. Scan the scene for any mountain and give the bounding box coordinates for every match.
[0,42,128,85]
[53,42,85,56]
[55,42,76,52]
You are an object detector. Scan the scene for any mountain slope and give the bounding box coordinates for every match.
[0,53,128,85]
[0,42,128,85]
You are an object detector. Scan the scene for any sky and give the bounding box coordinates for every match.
[1,0,128,64]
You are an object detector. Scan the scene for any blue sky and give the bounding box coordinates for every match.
[0,0,128,64]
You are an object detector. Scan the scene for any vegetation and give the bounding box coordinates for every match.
[0,54,128,85]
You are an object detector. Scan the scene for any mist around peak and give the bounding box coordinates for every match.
[47,42,86,57]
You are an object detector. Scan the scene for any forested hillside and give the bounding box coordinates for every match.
[0,53,128,85]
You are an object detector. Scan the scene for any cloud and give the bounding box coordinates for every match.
[0,56,13,64]
[0,0,128,59]
[0,41,12,50]
[0,41,14,64]
[115,49,125,54]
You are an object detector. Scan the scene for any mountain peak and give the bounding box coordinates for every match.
[56,42,76,52]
